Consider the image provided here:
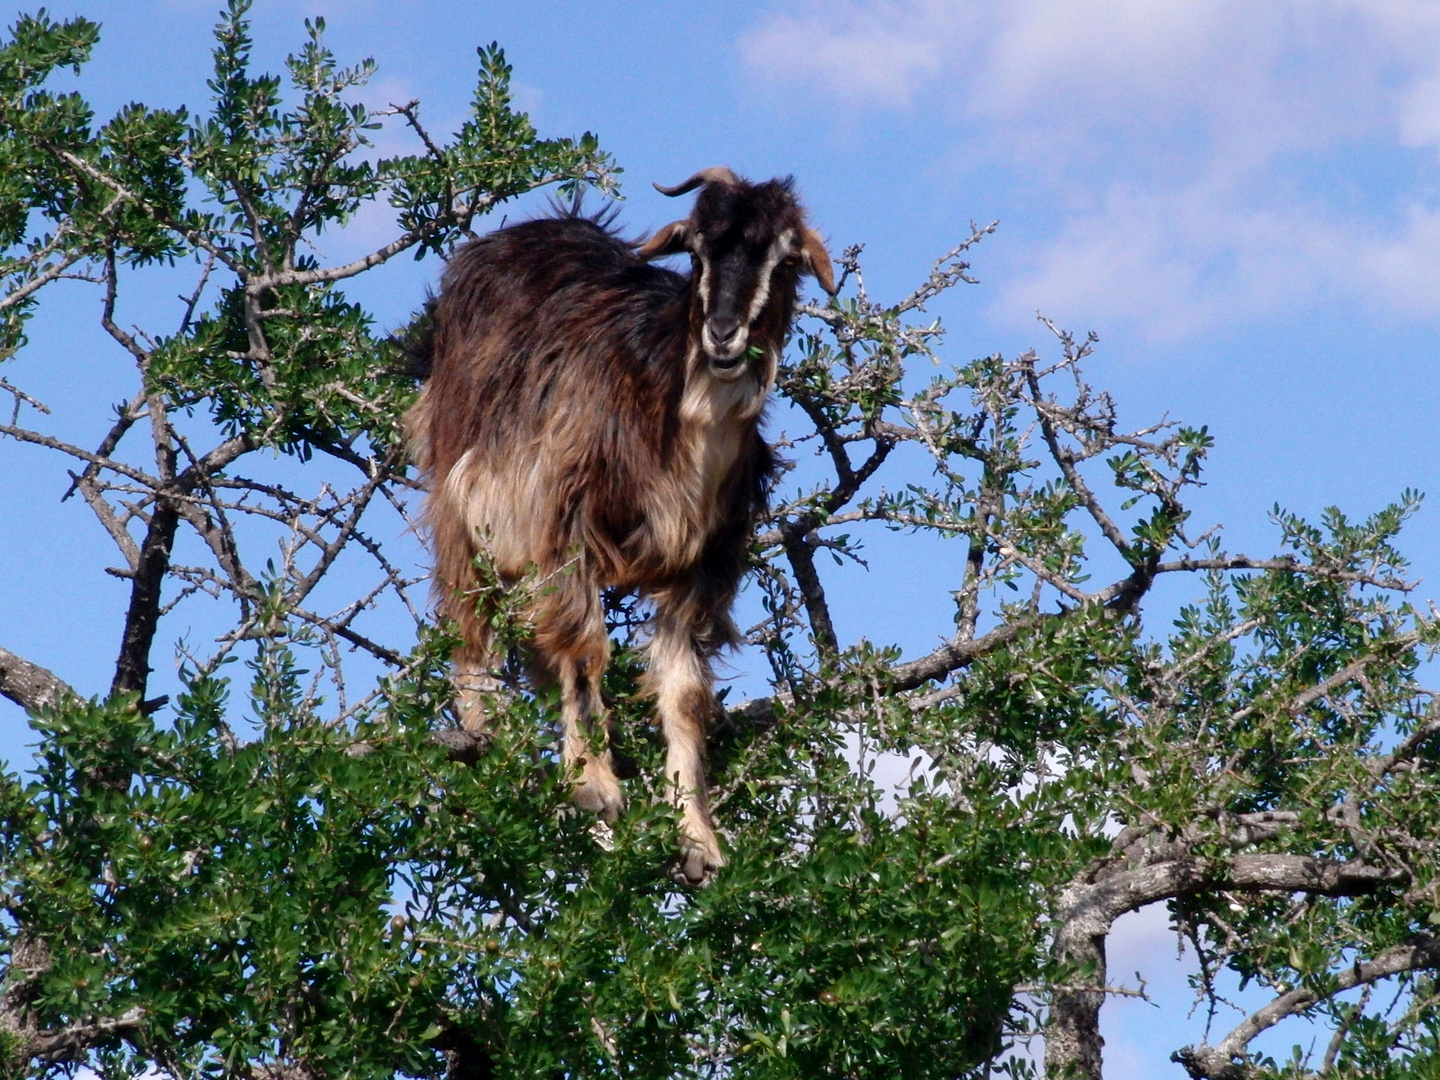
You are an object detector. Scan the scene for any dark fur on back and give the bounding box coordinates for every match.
[413,211,774,642]
[406,170,830,883]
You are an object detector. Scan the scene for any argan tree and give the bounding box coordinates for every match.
[3,6,1438,1079]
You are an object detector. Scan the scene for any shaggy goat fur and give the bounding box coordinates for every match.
[406,168,834,882]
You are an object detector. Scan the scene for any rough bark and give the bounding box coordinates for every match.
[109,499,180,700]
[0,646,75,714]
[1045,855,1406,1080]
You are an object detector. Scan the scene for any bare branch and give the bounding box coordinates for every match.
[257,193,499,289]
[889,614,1046,692]
[0,646,77,713]
[1151,554,1412,593]
[1022,350,1134,563]
[0,381,50,427]
[385,100,447,163]
[892,220,997,315]
[0,422,161,489]
[110,500,180,700]
[110,433,256,699]
[780,532,838,660]
[0,192,128,315]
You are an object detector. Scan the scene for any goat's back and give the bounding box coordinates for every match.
[416,217,690,482]
[408,214,771,600]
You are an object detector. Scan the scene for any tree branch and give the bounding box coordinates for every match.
[1174,935,1440,1080]
[1,931,144,1071]
[780,531,838,660]
[109,433,256,700]
[0,646,76,713]
[110,499,180,700]
[1046,855,1408,1080]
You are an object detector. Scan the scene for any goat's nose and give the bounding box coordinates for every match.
[708,315,742,345]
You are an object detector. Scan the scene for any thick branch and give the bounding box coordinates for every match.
[0,646,76,713]
[14,1007,146,1068]
[1046,855,1407,1080]
[110,500,180,700]
[781,531,838,659]
[888,616,1037,692]
[109,434,256,700]
[1152,555,1412,593]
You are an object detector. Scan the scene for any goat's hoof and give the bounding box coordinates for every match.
[429,728,490,764]
[590,819,616,852]
[572,768,625,823]
[675,832,725,887]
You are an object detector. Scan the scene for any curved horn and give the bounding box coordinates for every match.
[652,166,741,197]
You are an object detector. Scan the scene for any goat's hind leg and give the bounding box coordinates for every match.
[535,580,624,821]
[643,593,725,884]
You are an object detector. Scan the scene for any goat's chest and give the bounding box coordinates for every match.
[627,371,758,573]
[637,416,744,572]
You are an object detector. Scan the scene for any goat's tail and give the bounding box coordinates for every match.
[391,296,437,381]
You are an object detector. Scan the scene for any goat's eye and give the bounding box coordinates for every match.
[780,254,800,267]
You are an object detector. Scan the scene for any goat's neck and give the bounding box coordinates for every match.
[679,347,773,429]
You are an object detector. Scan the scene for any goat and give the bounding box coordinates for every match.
[405,167,835,883]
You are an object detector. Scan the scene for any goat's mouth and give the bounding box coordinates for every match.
[702,324,751,378]
[706,353,749,380]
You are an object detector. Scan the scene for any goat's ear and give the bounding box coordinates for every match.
[637,220,691,260]
[799,227,837,295]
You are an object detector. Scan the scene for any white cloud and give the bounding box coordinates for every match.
[739,0,959,108]
[1398,74,1440,150]
[743,0,1440,341]
[995,179,1364,341]
[1357,203,1440,315]
[1108,900,1186,973]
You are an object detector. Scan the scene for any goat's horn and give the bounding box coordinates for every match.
[652,166,741,197]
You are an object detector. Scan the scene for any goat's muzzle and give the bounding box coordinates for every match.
[702,318,751,379]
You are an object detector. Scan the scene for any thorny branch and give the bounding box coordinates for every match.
[1175,936,1440,1079]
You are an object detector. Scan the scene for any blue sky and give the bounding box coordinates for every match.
[7,0,1440,1074]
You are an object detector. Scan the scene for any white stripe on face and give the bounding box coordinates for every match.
[695,249,712,315]
[744,229,794,327]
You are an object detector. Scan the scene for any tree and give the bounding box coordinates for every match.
[3,6,1439,1078]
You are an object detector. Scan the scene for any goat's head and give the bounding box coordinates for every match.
[638,166,836,381]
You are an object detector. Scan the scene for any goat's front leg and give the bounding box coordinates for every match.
[643,595,724,884]
[452,641,504,736]
[534,578,624,821]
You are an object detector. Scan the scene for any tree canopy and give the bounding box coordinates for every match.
[3,6,1439,1079]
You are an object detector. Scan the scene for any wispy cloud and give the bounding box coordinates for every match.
[742,0,1440,340]
[740,0,959,108]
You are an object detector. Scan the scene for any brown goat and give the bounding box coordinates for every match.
[406,167,834,882]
